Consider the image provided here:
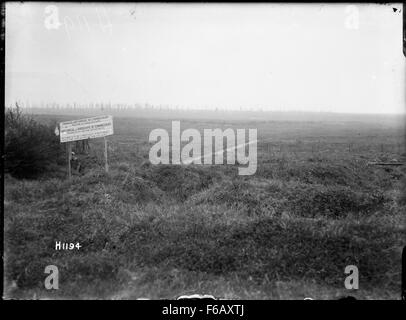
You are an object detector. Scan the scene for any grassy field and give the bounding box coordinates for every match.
[4,114,406,299]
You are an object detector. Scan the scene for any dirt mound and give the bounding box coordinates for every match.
[120,173,165,204]
[149,165,219,201]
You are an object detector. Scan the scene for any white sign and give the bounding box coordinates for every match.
[59,115,113,143]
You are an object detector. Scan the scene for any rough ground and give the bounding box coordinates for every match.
[4,116,405,299]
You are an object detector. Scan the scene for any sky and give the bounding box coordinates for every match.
[5,3,405,114]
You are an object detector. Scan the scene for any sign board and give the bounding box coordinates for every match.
[59,115,113,143]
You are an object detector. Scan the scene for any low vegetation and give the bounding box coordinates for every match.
[4,115,405,299]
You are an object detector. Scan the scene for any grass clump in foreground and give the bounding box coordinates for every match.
[4,158,405,299]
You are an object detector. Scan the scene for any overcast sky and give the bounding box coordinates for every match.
[5,3,405,113]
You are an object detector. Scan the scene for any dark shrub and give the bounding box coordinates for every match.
[5,106,63,178]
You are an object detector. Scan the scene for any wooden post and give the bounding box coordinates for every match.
[66,142,72,180]
[104,137,109,173]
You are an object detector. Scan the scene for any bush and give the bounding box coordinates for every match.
[5,106,63,178]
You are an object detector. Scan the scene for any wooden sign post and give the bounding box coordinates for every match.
[104,137,109,173]
[58,115,114,179]
[67,142,72,180]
